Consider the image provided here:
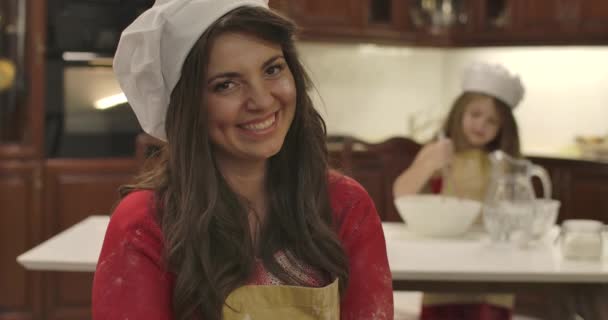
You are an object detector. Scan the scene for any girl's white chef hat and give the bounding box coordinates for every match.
[113,0,269,141]
[461,62,525,109]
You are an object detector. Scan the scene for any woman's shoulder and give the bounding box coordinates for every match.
[328,170,368,197]
[108,189,161,238]
[327,170,374,220]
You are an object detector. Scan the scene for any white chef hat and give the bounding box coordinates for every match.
[113,0,269,141]
[461,62,525,109]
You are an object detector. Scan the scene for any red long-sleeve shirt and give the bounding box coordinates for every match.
[92,173,394,319]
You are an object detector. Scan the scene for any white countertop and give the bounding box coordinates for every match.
[17,216,108,272]
[16,216,608,283]
[384,222,608,283]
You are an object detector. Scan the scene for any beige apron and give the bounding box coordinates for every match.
[423,149,514,309]
[223,279,340,320]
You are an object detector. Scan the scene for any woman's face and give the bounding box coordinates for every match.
[461,96,501,148]
[204,32,296,164]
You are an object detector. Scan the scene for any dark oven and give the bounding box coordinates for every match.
[45,0,153,158]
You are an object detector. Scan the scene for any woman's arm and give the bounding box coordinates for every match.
[393,139,453,197]
[92,191,174,320]
[334,178,394,320]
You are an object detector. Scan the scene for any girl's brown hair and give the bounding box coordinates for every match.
[121,6,348,320]
[443,92,521,157]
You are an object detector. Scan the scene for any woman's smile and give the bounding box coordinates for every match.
[238,110,279,138]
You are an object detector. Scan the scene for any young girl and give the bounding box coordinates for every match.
[393,62,524,320]
[92,1,393,319]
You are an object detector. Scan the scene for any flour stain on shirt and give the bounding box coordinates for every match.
[376,263,393,287]
[96,251,116,271]
[113,277,124,287]
[126,252,140,266]
[369,309,389,320]
[97,259,107,268]
[350,263,392,320]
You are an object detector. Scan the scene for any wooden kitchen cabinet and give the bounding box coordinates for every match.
[419,0,608,46]
[0,0,45,160]
[0,160,43,320]
[0,0,47,319]
[41,159,137,320]
[0,157,137,320]
[271,0,608,45]
[454,0,518,45]
[271,0,364,38]
[579,0,608,35]
[1,157,137,320]
[270,0,413,41]
[529,156,608,223]
[0,0,26,145]
[506,0,608,44]
[455,0,608,45]
[515,0,581,34]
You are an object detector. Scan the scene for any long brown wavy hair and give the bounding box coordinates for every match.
[121,6,348,320]
[443,92,521,157]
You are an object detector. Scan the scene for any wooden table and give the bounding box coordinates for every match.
[17,217,608,319]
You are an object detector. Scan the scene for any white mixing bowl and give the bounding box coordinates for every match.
[394,195,482,237]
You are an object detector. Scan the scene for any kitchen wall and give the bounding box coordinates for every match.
[443,47,608,156]
[297,43,446,143]
[298,43,608,156]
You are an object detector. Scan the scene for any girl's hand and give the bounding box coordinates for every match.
[393,138,454,196]
[413,138,454,175]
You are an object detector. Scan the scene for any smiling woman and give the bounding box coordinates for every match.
[92,1,393,320]
[205,32,296,164]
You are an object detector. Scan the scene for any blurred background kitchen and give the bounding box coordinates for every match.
[1,0,608,319]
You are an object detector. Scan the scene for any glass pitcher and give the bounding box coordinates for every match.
[483,150,552,242]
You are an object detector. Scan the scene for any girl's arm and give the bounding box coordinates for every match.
[393,139,453,197]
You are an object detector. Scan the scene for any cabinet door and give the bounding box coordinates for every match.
[0,0,28,144]
[510,0,608,44]
[515,0,579,32]
[271,0,412,41]
[467,0,608,46]
[364,0,413,39]
[273,0,365,38]
[0,160,42,320]
[566,168,608,223]
[530,156,608,224]
[273,0,608,45]
[462,0,519,45]
[42,159,137,320]
[0,0,45,159]
[579,0,608,35]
